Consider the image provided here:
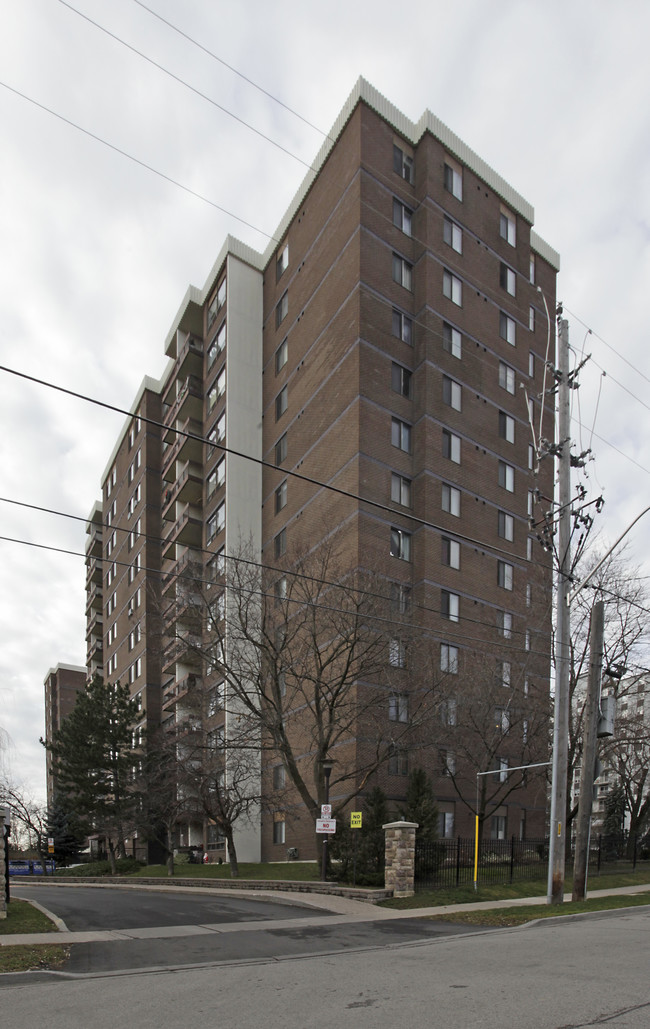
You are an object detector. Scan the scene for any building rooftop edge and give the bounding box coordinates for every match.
[44,663,86,683]
[99,374,162,486]
[164,76,560,343]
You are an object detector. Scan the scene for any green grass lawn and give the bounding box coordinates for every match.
[380,868,650,909]
[0,900,68,974]
[55,859,323,881]
[432,891,650,928]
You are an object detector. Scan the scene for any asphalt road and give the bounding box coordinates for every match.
[10,883,483,974]
[12,883,320,930]
[3,906,650,1028]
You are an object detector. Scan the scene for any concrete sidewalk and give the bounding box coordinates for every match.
[3,881,649,948]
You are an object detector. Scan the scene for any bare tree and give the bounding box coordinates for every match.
[567,549,650,828]
[164,541,430,857]
[0,780,51,873]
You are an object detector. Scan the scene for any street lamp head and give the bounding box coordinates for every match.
[321,757,334,777]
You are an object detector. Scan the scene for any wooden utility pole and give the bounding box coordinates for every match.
[572,599,605,901]
[547,317,571,905]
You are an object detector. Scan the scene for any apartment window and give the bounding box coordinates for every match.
[441,590,460,622]
[527,537,533,561]
[439,811,455,838]
[216,367,226,400]
[388,745,409,776]
[273,818,286,845]
[500,263,516,296]
[393,198,412,236]
[275,577,287,605]
[391,417,411,453]
[207,470,218,499]
[528,490,535,518]
[209,323,226,366]
[391,362,412,398]
[442,375,462,411]
[442,536,460,569]
[491,814,507,840]
[499,362,516,394]
[443,322,462,359]
[274,528,286,558]
[526,583,532,607]
[529,253,536,284]
[442,483,461,517]
[443,269,462,305]
[498,461,514,493]
[500,661,512,688]
[392,253,413,290]
[495,708,510,735]
[216,502,225,532]
[207,278,226,329]
[275,433,287,466]
[498,610,513,638]
[442,749,456,777]
[498,510,514,542]
[393,144,414,184]
[215,413,226,444]
[390,528,411,562]
[276,242,289,280]
[391,473,411,507]
[275,291,288,327]
[389,692,409,721]
[444,157,462,200]
[441,697,458,727]
[529,306,535,333]
[497,560,514,591]
[500,312,516,346]
[216,456,225,488]
[443,216,462,253]
[273,764,286,790]
[528,444,535,470]
[392,309,413,345]
[389,640,407,670]
[275,385,288,420]
[442,429,461,464]
[391,583,411,615]
[525,629,531,652]
[500,206,516,246]
[523,719,529,744]
[275,337,288,373]
[499,411,515,443]
[207,513,217,542]
[275,480,287,513]
[440,643,459,674]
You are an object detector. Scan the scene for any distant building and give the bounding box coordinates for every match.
[43,663,86,808]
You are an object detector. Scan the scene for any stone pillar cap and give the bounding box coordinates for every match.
[382,820,419,829]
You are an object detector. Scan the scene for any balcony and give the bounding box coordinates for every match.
[161,552,203,596]
[85,556,102,586]
[85,609,104,641]
[162,633,201,672]
[85,526,103,558]
[162,462,202,518]
[161,509,203,560]
[86,582,103,613]
[87,636,103,663]
[162,674,202,712]
[161,417,203,480]
[163,590,202,632]
[162,336,203,407]
[164,375,203,429]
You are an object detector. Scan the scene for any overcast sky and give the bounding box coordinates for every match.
[2,0,649,803]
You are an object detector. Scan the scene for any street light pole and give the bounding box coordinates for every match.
[320,759,333,882]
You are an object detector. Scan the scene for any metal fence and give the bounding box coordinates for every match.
[414,833,650,892]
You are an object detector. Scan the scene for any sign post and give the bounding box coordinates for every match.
[350,812,362,886]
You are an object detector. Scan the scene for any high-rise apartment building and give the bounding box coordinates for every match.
[43,663,86,808]
[84,79,559,862]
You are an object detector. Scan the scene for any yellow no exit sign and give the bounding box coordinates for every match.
[350,812,362,828]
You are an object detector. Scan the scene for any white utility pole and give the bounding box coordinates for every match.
[547,317,571,905]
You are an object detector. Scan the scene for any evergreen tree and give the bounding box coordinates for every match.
[602,782,626,838]
[399,768,439,844]
[47,795,86,866]
[41,676,140,870]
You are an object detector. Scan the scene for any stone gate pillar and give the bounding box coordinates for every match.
[383,820,418,897]
[0,808,8,919]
